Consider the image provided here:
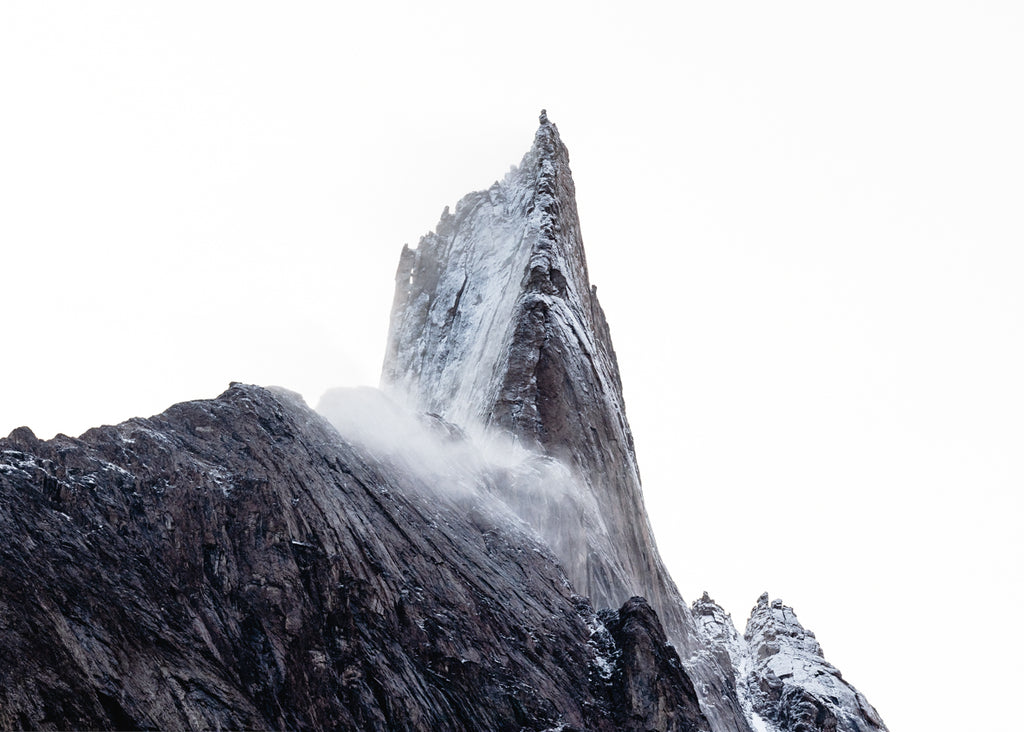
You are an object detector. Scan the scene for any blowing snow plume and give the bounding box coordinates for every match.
[317,385,616,577]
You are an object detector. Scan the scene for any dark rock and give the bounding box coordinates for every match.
[602,597,711,732]
[0,383,710,731]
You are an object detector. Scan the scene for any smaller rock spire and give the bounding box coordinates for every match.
[539,108,548,125]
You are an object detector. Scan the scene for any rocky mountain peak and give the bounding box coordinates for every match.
[382,112,651,609]
[742,596,888,732]
[691,593,740,648]
[382,111,605,455]
[744,595,825,665]
[381,113,754,732]
[0,113,888,732]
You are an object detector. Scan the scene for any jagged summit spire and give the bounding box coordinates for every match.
[381,116,755,731]
[742,596,889,731]
[528,108,567,157]
[381,116,621,483]
[379,115,645,570]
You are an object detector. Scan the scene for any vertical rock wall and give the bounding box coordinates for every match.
[381,112,752,732]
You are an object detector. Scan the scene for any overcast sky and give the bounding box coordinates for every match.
[2,3,1022,730]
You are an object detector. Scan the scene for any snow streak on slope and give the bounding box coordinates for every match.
[381,111,753,732]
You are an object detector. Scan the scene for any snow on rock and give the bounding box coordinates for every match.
[741,594,887,732]
[381,111,887,732]
[693,593,781,732]
[381,110,653,611]
[693,591,887,732]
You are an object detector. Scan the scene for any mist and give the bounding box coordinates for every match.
[315,385,613,584]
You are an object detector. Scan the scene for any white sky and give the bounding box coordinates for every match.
[2,3,1021,730]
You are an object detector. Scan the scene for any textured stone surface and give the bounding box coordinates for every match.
[1,113,889,732]
[0,384,709,731]
[693,592,888,732]
[382,111,752,731]
[743,595,887,732]
[602,597,711,732]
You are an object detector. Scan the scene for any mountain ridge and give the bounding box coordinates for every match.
[0,383,712,731]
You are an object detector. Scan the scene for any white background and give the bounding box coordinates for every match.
[2,3,1022,730]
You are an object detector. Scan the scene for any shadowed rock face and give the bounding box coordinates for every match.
[0,383,709,731]
[382,112,752,731]
[602,598,710,732]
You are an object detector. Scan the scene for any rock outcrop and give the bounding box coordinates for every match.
[743,594,887,732]
[692,593,887,732]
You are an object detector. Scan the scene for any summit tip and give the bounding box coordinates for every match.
[539,108,548,125]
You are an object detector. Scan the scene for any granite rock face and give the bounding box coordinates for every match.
[692,593,888,732]
[0,384,709,731]
[743,594,887,732]
[382,111,751,731]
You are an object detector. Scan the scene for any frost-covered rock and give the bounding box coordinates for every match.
[743,594,887,732]
[382,111,751,731]
[0,111,888,732]
[0,384,709,731]
[694,591,887,732]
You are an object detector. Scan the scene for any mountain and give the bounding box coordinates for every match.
[0,385,708,730]
[0,112,886,731]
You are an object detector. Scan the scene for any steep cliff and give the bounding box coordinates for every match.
[382,111,751,731]
[382,111,656,615]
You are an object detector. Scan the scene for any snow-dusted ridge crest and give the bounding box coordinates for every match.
[381,111,888,732]
[381,110,660,608]
[693,593,887,732]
